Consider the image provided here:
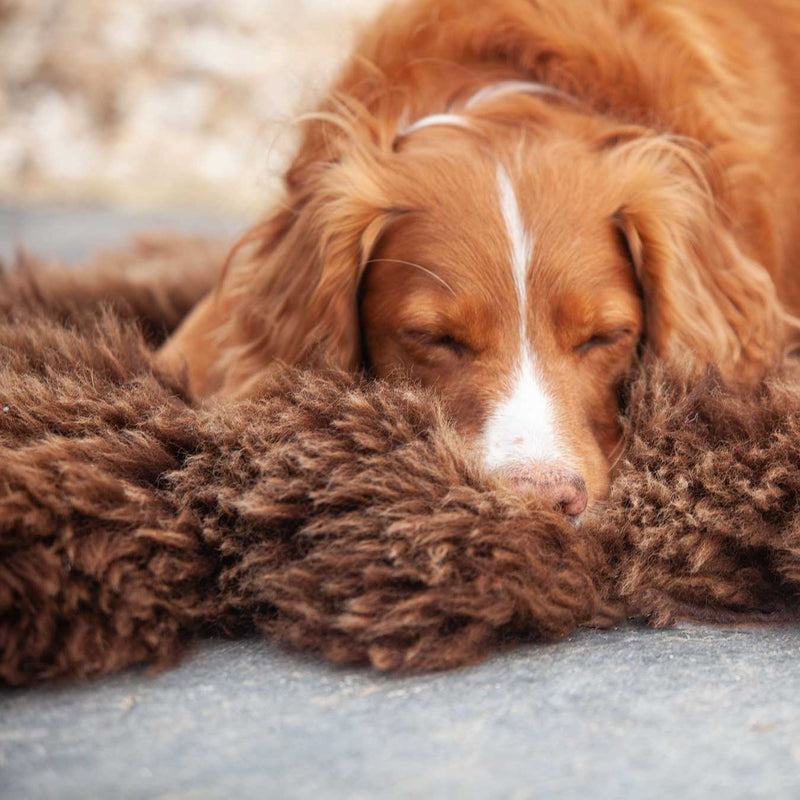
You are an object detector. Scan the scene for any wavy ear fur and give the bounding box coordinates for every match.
[160,151,400,398]
[611,136,787,383]
[163,129,788,396]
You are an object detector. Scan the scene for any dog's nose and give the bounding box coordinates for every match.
[499,461,588,517]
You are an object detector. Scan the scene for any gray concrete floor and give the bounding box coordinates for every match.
[0,202,246,265]
[2,205,800,800]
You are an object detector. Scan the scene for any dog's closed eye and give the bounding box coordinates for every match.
[574,328,635,355]
[401,329,473,358]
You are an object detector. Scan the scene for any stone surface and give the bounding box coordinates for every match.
[2,206,800,800]
[3,628,800,800]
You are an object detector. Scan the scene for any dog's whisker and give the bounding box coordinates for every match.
[605,439,627,474]
[365,258,457,296]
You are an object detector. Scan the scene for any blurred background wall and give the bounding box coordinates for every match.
[0,0,384,218]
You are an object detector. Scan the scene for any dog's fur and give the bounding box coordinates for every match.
[160,0,800,509]
[3,240,800,686]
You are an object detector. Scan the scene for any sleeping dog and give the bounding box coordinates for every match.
[160,0,800,519]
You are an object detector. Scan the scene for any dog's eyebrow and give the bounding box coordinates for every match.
[365,258,457,296]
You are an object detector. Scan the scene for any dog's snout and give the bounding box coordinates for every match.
[499,461,588,517]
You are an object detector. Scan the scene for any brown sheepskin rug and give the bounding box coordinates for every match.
[2,236,800,686]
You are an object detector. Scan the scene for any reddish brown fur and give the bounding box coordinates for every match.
[3,242,800,686]
[161,0,800,507]
[0,244,608,683]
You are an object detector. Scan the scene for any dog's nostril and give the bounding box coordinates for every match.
[499,461,588,517]
[548,477,588,517]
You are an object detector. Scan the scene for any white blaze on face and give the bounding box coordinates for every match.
[482,165,567,470]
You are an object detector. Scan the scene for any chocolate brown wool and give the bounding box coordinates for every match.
[1,239,799,686]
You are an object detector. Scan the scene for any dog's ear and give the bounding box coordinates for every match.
[611,137,787,382]
[159,158,399,398]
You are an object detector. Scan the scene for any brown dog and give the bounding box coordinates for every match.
[160,0,800,519]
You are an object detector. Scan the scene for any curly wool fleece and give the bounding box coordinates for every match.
[2,236,799,686]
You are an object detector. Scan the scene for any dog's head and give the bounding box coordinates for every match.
[164,87,784,519]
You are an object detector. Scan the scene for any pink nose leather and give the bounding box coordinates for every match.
[500,461,588,517]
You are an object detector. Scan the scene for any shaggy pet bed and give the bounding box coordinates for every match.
[2,236,800,686]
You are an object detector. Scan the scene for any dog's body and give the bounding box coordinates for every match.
[161,0,800,515]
